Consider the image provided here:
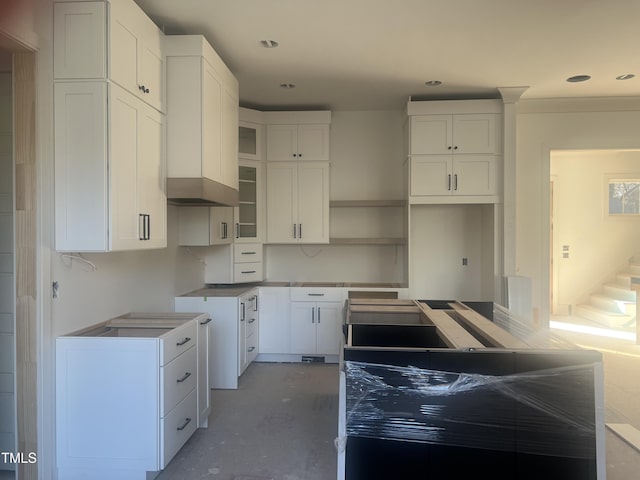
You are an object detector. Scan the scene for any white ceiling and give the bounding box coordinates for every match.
[135,0,640,111]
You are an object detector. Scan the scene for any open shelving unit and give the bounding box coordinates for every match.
[329,199,407,245]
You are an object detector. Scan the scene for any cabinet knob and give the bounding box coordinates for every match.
[454,146,458,150]
[293,153,297,157]
[448,146,452,150]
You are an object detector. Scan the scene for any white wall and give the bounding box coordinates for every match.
[0,70,15,467]
[551,149,640,310]
[265,110,407,283]
[409,204,494,300]
[516,99,640,322]
[51,206,205,336]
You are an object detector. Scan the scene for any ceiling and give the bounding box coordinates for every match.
[135,0,640,111]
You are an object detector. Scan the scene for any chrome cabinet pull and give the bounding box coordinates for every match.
[307,293,324,296]
[253,295,259,311]
[241,251,257,255]
[293,223,297,238]
[242,270,256,274]
[448,174,452,191]
[454,174,458,190]
[235,222,239,239]
[248,346,255,352]
[248,318,256,324]
[311,307,315,324]
[200,318,212,325]
[177,372,191,383]
[241,302,245,321]
[176,337,191,346]
[299,223,302,239]
[177,418,192,431]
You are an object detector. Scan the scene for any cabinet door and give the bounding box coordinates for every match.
[140,20,165,112]
[315,302,342,355]
[410,115,452,154]
[258,287,290,354]
[289,303,317,354]
[453,156,499,196]
[235,161,262,242]
[210,207,234,245]
[202,59,223,182]
[239,121,263,160]
[138,103,167,248]
[266,162,297,243]
[297,124,330,161]
[453,114,499,154]
[410,156,453,196]
[297,162,329,243]
[109,85,142,251]
[266,124,298,160]
[197,317,211,428]
[53,1,106,79]
[54,82,108,252]
[109,0,143,99]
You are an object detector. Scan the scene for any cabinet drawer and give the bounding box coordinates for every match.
[246,332,258,363]
[162,345,197,416]
[162,388,197,468]
[291,288,344,302]
[246,314,258,338]
[234,243,263,263]
[161,320,197,365]
[233,262,263,283]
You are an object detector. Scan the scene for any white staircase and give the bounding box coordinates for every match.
[574,263,638,329]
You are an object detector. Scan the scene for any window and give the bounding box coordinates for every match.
[609,180,640,214]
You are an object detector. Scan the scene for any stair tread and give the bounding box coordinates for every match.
[591,293,634,303]
[576,304,633,317]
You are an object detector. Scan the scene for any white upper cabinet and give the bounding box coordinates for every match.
[264,111,331,161]
[266,162,330,244]
[55,82,166,251]
[407,99,503,203]
[410,114,501,155]
[54,0,165,112]
[165,35,239,193]
[177,206,234,246]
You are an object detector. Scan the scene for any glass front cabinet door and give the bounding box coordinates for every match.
[235,160,263,242]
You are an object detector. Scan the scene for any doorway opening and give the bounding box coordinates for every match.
[549,149,640,341]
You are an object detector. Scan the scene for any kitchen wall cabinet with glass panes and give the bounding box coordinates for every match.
[407,99,503,204]
[235,161,263,242]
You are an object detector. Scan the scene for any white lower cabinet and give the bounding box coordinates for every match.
[56,313,208,480]
[257,287,291,355]
[289,288,344,356]
[174,288,258,389]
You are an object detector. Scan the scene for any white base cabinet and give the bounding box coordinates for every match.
[56,313,208,480]
[289,288,344,356]
[174,289,258,389]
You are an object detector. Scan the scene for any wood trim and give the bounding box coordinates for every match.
[416,302,484,349]
[14,51,38,480]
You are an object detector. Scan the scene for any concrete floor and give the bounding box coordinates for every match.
[157,362,339,480]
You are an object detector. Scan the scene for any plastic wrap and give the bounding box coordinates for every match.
[344,359,598,459]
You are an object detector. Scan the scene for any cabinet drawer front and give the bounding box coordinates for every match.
[233,262,263,283]
[161,320,197,365]
[162,346,197,416]
[162,388,197,468]
[246,313,258,338]
[234,243,263,263]
[246,332,258,364]
[290,288,344,302]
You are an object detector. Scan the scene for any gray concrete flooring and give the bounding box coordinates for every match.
[157,325,640,480]
[157,362,339,480]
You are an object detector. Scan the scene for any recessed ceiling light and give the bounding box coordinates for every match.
[280,83,296,89]
[425,80,442,87]
[260,40,279,48]
[566,75,591,83]
[616,74,635,80]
